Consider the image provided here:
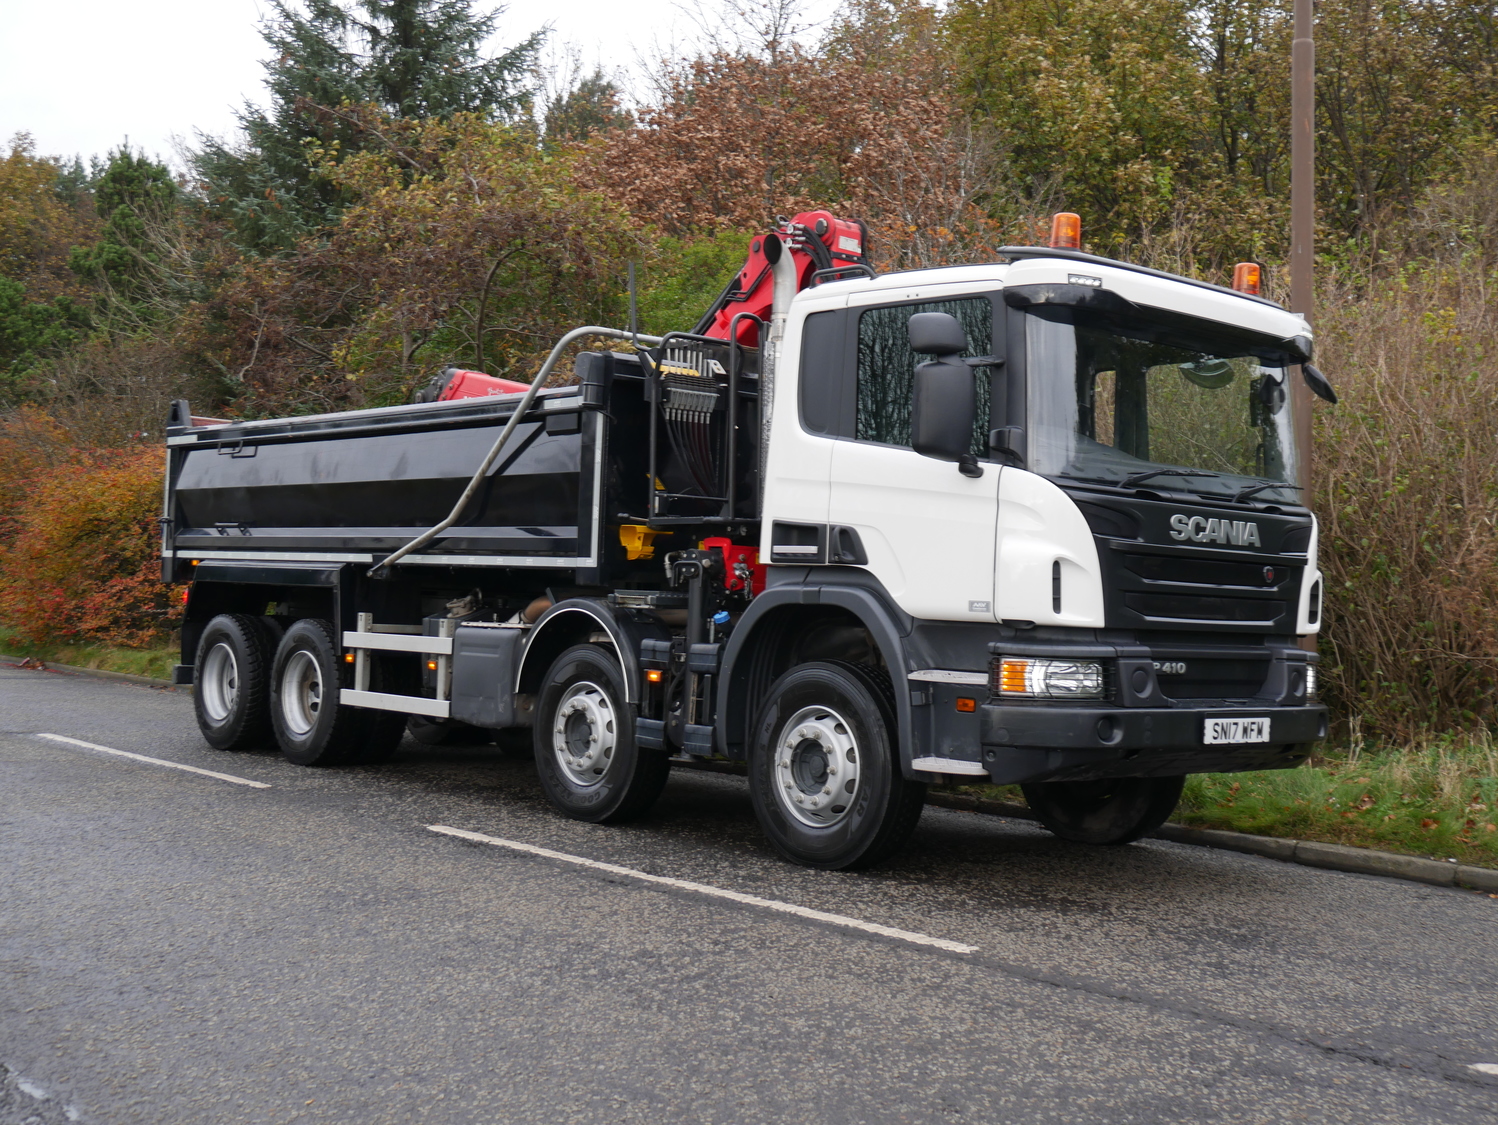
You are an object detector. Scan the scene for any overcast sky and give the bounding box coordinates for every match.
[0,0,841,168]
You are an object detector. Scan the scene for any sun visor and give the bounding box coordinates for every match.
[1003,283,1140,316]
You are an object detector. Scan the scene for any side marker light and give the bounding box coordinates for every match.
[955,697,976,713]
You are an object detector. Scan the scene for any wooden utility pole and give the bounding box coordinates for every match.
[1291,0,1318,651]
[1291,0,1315,499]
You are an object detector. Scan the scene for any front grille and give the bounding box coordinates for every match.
[1125,591,1286,624]
[1156,657,1270,699]
[1063,488,1311,634]
[1122,553,1286,589]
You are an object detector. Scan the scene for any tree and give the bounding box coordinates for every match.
[1314,0,1466,238]
[949,0,1213,248]
[219,110,637,410]
[194,0,545,252]
[0,134,99,302]
[0,278,83,392]
[592,42,1005,271]
[0,136,98,391]
[69,147,183,330]
[543,69,631,145]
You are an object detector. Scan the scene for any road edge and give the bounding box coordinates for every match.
[8,658,1493,894]
[923,790,1498,894]
[1,656,184,693]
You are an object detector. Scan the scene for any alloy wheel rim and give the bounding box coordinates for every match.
[774,704,861,828]
[552,680,617,788]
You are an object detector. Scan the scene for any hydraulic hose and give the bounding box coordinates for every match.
[369,325,664,578]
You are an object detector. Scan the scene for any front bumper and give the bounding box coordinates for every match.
[906,634,1327,785]
[979,701,1328,783]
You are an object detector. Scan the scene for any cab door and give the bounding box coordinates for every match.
[827,290,1003,623]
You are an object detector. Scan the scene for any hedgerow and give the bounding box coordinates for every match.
[0,431,180,648]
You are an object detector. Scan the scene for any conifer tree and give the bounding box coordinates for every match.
[194,0,543,253]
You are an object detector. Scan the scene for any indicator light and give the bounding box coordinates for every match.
[955,697,976,713]
[645,669,663,683]
[427,660,438,671]
[995,657,1106,699]
[345,653,355,663]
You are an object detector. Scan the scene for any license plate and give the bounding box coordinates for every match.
[1204,717,1271,745]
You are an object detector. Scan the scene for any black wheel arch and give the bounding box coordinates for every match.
[517,597,671,704]
[181,561,344,668]
[717,573,922,775]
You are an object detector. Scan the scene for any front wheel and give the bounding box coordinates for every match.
[533,645,668,823]
[748,662,926,870]
[1020,775,1185,845]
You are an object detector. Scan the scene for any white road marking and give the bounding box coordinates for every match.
[1470,1063,1498,1076]
[427,824,978,954]
[35,734,271,789]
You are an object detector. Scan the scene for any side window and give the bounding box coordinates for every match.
[855,297,993,452]
[799,309,848,435]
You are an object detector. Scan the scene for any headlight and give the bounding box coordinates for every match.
[994,657,1106,699]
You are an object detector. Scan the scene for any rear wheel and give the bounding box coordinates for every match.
[748,661,926,870]
[270,619,406,767]
[193,614,273,751]
[1021,775,1185,845]
[534,645,668,823]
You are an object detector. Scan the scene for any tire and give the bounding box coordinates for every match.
[1021,775,1185,845]
[193,614,273,751]
[748,661,927,870]
[269,619,406,767]
[533,645,668,823]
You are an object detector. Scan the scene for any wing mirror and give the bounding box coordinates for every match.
[1303,363,1338,404]
[908,313,983,477]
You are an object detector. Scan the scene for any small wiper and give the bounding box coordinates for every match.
[1120,468,1220,488]
[1232,481,1305,503]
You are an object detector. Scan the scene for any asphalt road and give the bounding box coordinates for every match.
[2,662,1496,1125]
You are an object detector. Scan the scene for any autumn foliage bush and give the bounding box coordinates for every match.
[1313,256,1498,741]
[0,423,178,649]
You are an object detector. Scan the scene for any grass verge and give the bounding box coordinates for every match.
[0,626,178,681]
[945,735,1498,870]
[1175,738,1498,869]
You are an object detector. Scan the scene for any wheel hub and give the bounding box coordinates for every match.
[200,642,239,723]
[552,681,617,788]
[280,650,322,737]
[774,705,860,828]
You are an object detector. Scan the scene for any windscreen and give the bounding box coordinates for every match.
[1025,304,1301,501]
